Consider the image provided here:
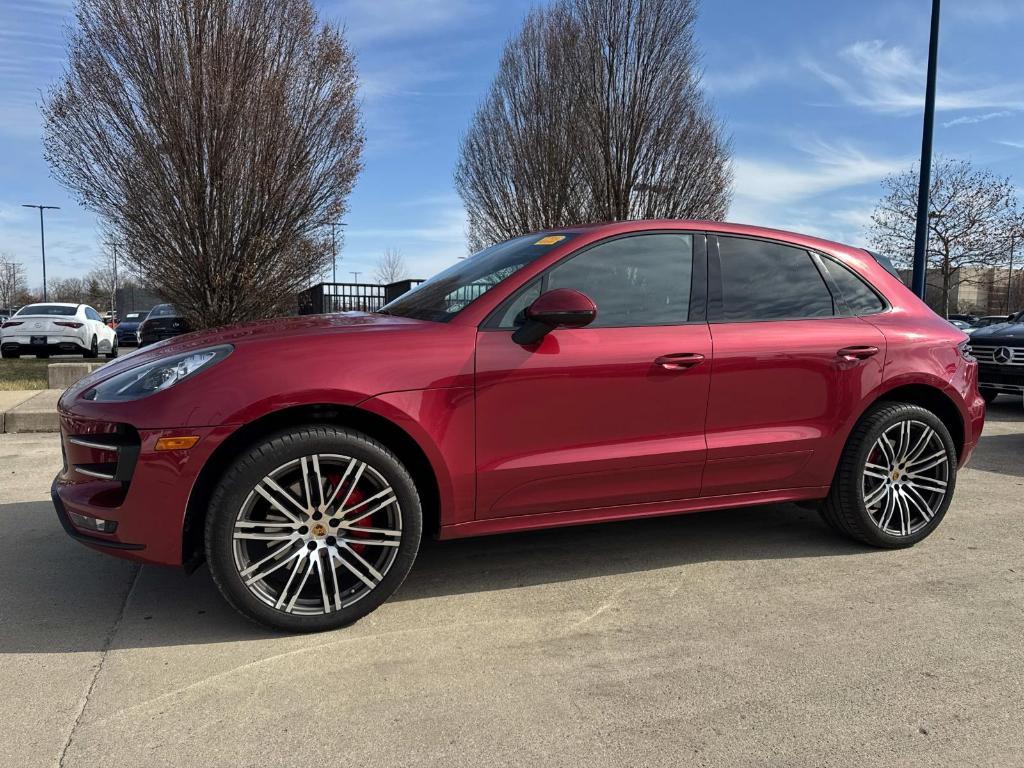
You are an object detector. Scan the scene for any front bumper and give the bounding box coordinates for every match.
[50,412,236,566]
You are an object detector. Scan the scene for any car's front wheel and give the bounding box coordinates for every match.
[821,402,957,548]
[205,425,422,632]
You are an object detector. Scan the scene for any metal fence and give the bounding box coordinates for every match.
[297,279,424,315]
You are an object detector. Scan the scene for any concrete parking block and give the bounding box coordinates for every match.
[0,390,38,433]
[4,390,62,433]
[47,362,107,390]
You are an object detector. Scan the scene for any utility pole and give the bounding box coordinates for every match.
[911,0,941,299]
[350,271,361,283]
[21,204,60,301]
[320,220,346,283]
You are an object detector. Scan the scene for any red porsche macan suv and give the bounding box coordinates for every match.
[52,220,985,631]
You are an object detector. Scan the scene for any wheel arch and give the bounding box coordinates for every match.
[181,403,442,569]
[860,382,966,461]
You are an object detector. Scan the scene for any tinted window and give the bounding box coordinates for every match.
[820,257,885,315]
[16,304,77,317]
[148,304,178,318]
[383,233,578,322]
[540,234,693,328]
[717,237,833,321]
[85,307,102,321]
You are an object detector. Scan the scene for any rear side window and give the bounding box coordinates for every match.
[716,237,833,321]
[819,257,885,315]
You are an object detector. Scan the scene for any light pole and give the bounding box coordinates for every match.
[350,271,361,283]
[911,0,941,299]
[320,221,346,283]
[22,204,60,301]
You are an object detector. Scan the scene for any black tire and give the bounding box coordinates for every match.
[84,336,98,358]
[205,425,422,633]
[821,402,957,548]
[1,349,18,359]
[106,338,118,359]
[980,388,999,404]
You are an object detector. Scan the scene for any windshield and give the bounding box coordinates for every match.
[148,304,177,318]
[16,304,77,317]
[381,233,578,322]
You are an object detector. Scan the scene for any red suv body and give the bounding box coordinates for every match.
[52,220,985,631]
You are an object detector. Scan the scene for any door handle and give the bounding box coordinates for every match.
[836,345,879,361]
[655,353,705,370]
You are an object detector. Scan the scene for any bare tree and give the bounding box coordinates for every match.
[0,254,28,311]
[456,5,588,251]
[456,0,731,249]
[43,0,364,328]
[869,157,1020,316]
[373,248,408,284]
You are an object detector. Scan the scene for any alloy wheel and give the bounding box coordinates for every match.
[232,453,402,616]
[861,419,950,537]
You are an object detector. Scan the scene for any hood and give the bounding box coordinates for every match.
[969,322,1024,344]
[87,311,432,378]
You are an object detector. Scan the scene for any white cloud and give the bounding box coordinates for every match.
[329,0,483,44]
[997,140,1024,149]
[805,40,1024,115]
[943,111,1014,127]
[343,202,467,278]
[727,140,905,245]
[701,60,790,95]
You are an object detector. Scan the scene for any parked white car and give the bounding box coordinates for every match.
[0,303,118,359]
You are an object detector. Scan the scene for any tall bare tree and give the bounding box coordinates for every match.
[869,157,1020,316]
[43,0,364,328]
[373,248,408,284]
[0,254,28,311]
[456,0,731,249]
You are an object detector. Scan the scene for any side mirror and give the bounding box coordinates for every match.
[511,288,597,345]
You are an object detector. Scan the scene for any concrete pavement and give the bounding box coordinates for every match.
[1,402,1022,767]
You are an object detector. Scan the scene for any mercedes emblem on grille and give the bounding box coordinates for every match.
[994,347,1012,364]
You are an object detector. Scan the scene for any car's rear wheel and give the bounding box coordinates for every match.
[106,337,118,359]
[821,402,957,548]
[84,336,98,358]
[205,425,422,632]
[979,388,999,404]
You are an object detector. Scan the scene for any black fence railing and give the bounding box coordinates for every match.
[297,279,424,315]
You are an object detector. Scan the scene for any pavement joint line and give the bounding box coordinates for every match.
[56,563,141,768]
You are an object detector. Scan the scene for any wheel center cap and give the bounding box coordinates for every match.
[891,470,901,482]
[311,522,328,538]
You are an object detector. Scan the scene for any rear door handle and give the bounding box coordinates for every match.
[655,353,705,370]
[836,345,879,361]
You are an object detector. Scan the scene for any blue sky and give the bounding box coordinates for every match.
[1,0,1022,288]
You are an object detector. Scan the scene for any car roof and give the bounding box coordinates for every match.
[23,302,80,307]
[554,219,860,255]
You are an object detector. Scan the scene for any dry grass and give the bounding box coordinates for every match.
[0,359,50,390]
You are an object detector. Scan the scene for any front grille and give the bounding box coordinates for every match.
[969,344,1024,366]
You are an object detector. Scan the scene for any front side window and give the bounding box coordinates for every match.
[382,233,578,322]
[716,237,833,321]
[544,233,694,327]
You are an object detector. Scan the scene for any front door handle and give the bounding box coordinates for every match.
[655,353,705,370]
[837,345,879,361]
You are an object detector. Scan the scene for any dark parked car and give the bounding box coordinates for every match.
[52,220,984,632]
[948,313,978,324]
[968,312,1024,402]
[114,311,148,347]
[137,304,190,347]
[973,314,1014,329]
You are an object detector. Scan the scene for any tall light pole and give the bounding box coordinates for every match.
[350,271,361,283]
[911,0,941,299]
[22,204,60,301]
[320,220,346,283]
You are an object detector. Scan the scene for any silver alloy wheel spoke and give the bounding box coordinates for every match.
[861,419,950,537]
[232,453,402,616]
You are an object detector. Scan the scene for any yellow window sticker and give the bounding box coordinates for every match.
[534,235,566,246]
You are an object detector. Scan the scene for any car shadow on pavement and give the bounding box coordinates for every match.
[0,498,868,654]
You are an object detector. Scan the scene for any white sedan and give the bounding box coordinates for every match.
[0,302,118,359]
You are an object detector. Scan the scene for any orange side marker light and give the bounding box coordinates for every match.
[155,436,200,451]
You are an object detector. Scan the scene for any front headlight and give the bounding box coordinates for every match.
[84,345,233,402]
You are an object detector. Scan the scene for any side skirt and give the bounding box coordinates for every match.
[439,486,831,540]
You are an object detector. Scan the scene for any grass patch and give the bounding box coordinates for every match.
[0,359,51,390]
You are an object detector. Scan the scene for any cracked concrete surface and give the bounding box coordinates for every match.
[1,402,1022,767]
